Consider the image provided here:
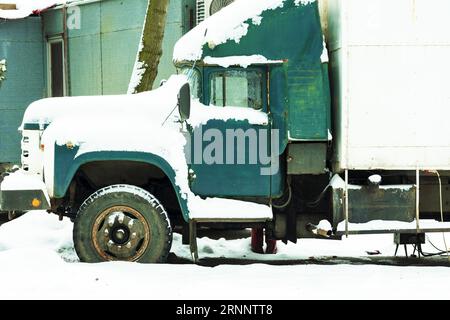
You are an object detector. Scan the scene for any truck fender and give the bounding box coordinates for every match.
[52,146,189,221]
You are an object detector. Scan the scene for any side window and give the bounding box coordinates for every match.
[210,70,263,110]
[47,38,66,97]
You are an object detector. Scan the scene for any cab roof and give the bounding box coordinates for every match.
[173,0,316,64]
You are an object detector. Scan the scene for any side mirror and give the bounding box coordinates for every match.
[178,82,191,121]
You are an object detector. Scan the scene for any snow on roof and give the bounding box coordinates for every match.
[203,55,284,68]
[173,0,316,63]
[0,0,67,19]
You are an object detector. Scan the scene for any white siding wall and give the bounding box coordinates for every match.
[327,0,450,171]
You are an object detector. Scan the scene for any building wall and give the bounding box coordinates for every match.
[42,0,188,96]
[0,17,45,163]
[0,0,191,164]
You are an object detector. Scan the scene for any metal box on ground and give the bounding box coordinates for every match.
[394,233,425,245]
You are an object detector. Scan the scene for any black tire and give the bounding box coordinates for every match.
[73,185,172,263]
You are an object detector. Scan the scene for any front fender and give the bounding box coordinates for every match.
[53,144,189,221]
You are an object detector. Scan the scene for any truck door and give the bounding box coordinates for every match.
[188,67,275,198]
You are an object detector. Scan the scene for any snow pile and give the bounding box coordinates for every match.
[330,174,413,192]
[173,0,316,62]
[0,211,75,261]
[188,197,272,220]
[0,59,6,81]
[0,169,47,192]
[127,5,148,95]
[329,174,362,190]
[28,75,271,220]
[327,129,333,141]
[188,100,268,128]
[127,50,146,94]
[317,219,333,231]
[0,0,68,19]
[321,36,329,63]
[2,212,450,299]
[203,55,284,68]
[368,174,382,184]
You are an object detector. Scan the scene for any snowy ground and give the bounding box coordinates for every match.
[1,211,450,300]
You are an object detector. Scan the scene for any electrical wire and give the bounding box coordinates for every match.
[416,235,450,258]
[432,170,450,261]
[272,183,292,209]
[273,176,333,210]
[418,242,450,257]
[306,185,331,208]
[427,235,447,252]
[412,170,450,260]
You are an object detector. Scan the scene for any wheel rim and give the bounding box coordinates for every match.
[92,206,150,261]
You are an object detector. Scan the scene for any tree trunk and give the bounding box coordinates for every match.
[128,0,170,94]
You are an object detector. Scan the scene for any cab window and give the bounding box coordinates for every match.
[209,70,263,110]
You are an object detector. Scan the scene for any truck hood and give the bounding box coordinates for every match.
[20,75,189,131]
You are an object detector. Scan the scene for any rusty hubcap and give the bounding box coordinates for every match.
[92,206,150,261]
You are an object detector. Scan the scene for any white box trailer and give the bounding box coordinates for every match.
[325,0,450,171]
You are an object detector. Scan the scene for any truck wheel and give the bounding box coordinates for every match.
[73,185,172,263]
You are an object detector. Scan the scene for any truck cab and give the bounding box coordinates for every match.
[174,0,332,242]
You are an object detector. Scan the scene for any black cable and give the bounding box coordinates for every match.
[278,180,331,209]
[418,239,450,257]
[272,183,292,209]
[418,244,446,257]
[426,235,448,253]
[306,185,331,208]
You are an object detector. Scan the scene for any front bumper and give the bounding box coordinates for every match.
[0,170,50,212]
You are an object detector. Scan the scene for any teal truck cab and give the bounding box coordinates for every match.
[1,0,450,263]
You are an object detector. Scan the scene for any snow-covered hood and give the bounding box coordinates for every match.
[0,0,68,19]
[21,75,189,131]
[173,0,316,63]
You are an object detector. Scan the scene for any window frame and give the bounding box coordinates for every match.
[178,65,203,100]
[46,36,67,97]
[204,66,268,112]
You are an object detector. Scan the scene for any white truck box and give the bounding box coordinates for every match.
[325,0,450,171]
